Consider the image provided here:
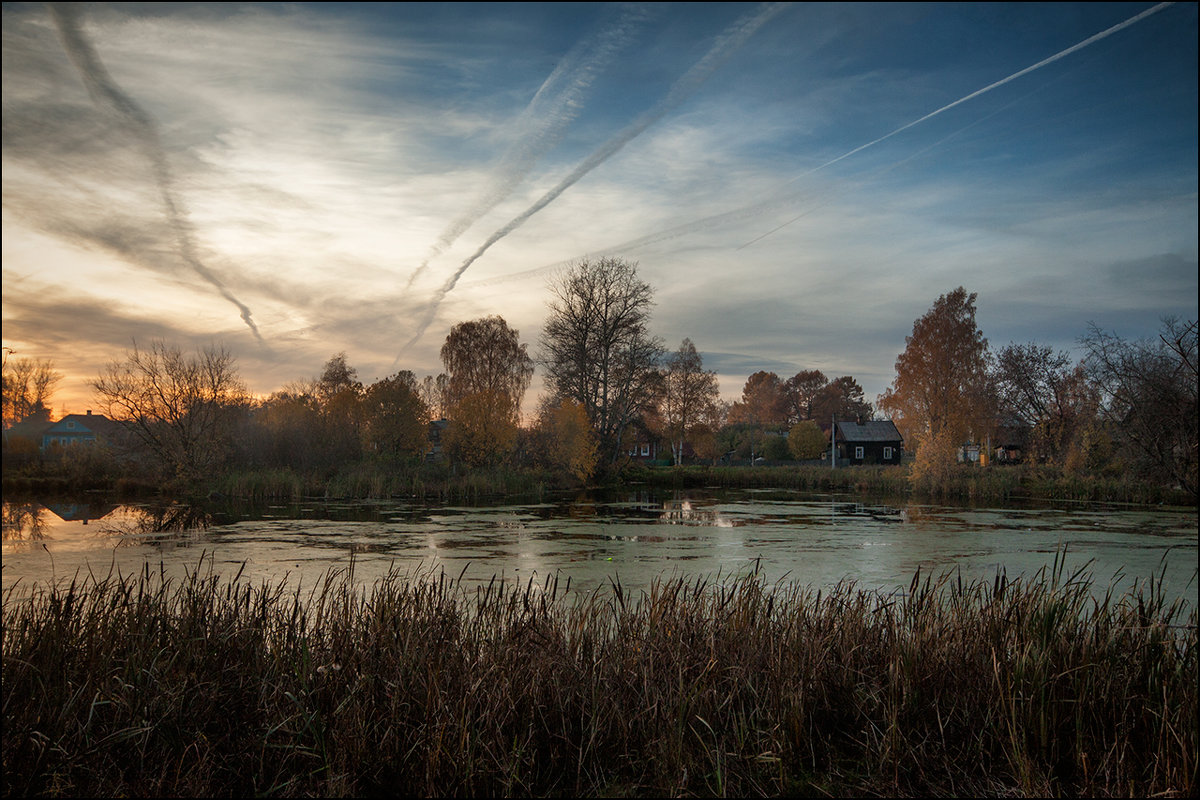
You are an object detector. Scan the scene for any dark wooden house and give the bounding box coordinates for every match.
[833,419,903,465]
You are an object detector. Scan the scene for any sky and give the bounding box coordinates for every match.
[3,2,1196,418]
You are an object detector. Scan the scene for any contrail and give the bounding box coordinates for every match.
[397,2,791,359]
[741,1,1176,244]
[549,0,1178,259]
[403,4,653,291]
[48,3,264,342]
[735,61,1081,250]
[415,1,1176,291]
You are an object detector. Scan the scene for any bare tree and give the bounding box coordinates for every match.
[419,373,449,420]
[2,357,62,426]
[1081,318,1197,496]
[991,342,1097,464]
[93,341,248,480]
[660,339,720,465]
[540,258,663,463]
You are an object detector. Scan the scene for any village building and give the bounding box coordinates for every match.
[832,419,904,465]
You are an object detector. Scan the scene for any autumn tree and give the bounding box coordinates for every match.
[812,375,873,423]
[2,357,62,426]
[249,389,322,470]
[660,339,720,465]
[1081,317,1197,496]
[991,342,1098,464]
[782,369,828,424]
[729,372,787,428]
[690,399,729,465]
[540,258,664,464]
[788,420,827,460]
[441,316,533,467]
[314,352,365,466]
[93,341,248,480]
[537,398,599,483]
[728,371,787,461]
[877,287,992,456]
[361,371,429,462]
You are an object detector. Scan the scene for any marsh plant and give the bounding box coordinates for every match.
[3,556,1195,797]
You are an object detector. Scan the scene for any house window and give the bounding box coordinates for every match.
[640,443,650,457]
[884,446,893,460]
[855,446,864,460]
[66,421,75,429]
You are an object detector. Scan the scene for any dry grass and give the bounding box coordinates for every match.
[3,556,1195,797]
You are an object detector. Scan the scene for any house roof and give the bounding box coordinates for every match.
[45,412,118,435]
[835,419,903,443]
[4,419,52,440]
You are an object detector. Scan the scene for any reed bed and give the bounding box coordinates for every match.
[212,465,557,503]
[640,464,1194,506]
[3,558,1195,797]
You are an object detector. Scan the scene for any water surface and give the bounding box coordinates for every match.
[3,490,1196,606]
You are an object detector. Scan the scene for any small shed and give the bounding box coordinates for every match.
[834,419,903,465]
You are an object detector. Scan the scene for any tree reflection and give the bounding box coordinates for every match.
[1,503,49,541]
[97,504,212,539]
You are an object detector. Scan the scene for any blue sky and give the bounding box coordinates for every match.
[2,2,1196,415]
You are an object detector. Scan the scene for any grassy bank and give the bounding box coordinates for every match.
[207,463,563,503]
[3,560,1195,797]
[632,463,1196,506]
[7,456,1193,508]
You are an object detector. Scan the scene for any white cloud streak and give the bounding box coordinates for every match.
[48,3,264,343]
[550,1,1177,259]
[397,2,792,359]
[404,4,654,292]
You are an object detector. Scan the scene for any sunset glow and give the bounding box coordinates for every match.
[3,2,1196,414]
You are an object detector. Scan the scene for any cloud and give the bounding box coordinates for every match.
[404,4,655,291]
[397,3,793,358]
[47,3,263,341]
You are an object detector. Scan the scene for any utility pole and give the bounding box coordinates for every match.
[831,413,837,469]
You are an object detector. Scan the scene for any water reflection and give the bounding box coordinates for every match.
[2,501,124,542]
[97,503,212,537]
[2,503,50,541]
[2,492,1196,610]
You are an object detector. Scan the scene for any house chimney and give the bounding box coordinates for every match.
[86,410,92,416]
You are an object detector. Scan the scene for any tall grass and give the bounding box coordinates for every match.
[4,559,1195,797]
[213,464,557,503]
[638,464,1195,506]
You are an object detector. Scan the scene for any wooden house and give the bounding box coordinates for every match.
[833,419,903,465]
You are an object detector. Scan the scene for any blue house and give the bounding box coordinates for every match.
[40,411,117,451]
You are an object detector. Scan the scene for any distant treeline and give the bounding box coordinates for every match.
[3,265,1196,501]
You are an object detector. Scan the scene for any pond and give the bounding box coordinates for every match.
[3,489,1197,607]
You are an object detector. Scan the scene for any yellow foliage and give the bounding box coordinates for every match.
[909,428,960,492]
[444,390,518,468]
[541,399,598,483]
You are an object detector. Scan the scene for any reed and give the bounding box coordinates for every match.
[638,464,1194,507]
[3,558,1195,797]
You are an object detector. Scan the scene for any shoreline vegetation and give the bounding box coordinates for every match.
[3,557,1195,797]
[3,461,1195,509]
